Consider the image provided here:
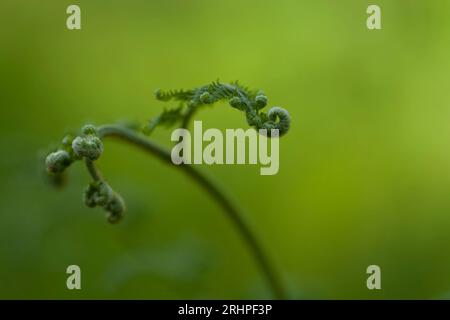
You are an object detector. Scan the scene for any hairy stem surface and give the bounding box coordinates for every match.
[94,124,286,299]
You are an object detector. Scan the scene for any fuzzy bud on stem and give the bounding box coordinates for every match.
[255,95,268,109]
[72,127,103,161]
[45,150,72,173]
[200,92,213,104]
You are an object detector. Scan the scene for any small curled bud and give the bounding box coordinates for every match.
[255,95,268,109]
[45,150,72,173]
[72,135,103,161]
[96,182,114,206]
[265,106,291,136]
[81,124,97,135]
[229,96,243,110]
[83,181,125,223]
[83,181,114,208]
[105,193,125,224]
[246,111,263,128]
[84,183,97,208]
[200,92,213,104]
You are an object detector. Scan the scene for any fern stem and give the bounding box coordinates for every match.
[95,124,286,299]
[85,158,103,182]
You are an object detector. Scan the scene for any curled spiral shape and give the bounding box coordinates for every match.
[44,80,290,297]
[246,106,291,137]
[254,95,268,109]
[148,81,292,138]
[83,180,125,224]
[105,192,126,224]
[45,150,72,173]
[263,106,291,136]
[84,181,113,207]
[229,96,243,110]
[72,133,103,161]
[44,124,125,224]
[200,91,213,104]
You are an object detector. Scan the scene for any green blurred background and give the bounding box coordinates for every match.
[1,0,450,299]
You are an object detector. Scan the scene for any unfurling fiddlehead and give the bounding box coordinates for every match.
[145,81,291,136]
[45,124,124,223]
[43,81,291,299]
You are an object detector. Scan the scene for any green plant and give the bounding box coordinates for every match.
[146,80,290,135]
[44,81,291,299]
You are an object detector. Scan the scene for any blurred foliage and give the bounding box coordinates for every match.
[1,0,450,299]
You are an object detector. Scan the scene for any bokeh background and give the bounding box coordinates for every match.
[1,0,450,299]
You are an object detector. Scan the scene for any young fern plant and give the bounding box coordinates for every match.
[146,80,290,135]
[44,81,291,299]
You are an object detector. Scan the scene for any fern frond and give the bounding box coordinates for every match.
[154,88,193,102]
[145,81,291,137]
[143,105,184,135]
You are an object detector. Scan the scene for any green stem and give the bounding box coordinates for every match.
[181,107,197,129]
[85,158,103,182]
[93,124,286,299]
